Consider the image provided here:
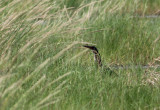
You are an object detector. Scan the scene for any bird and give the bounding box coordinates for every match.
[83,45,116,75]
[83,45,160,75]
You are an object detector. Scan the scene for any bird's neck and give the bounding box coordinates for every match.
[93,52,102,67]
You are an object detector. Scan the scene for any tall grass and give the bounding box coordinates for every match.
[0,0,160,110]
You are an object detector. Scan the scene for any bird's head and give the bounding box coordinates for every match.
[83,45,98,53]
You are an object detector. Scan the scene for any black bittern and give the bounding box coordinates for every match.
[83,45,115,75]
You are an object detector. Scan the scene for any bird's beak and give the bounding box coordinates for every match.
[83,45,93,50]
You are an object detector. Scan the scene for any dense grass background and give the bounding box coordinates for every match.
[0,0,160,110]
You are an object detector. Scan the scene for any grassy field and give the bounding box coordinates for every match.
[0,0,160,110]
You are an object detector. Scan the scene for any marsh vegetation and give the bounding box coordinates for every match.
[0,0,160,110]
